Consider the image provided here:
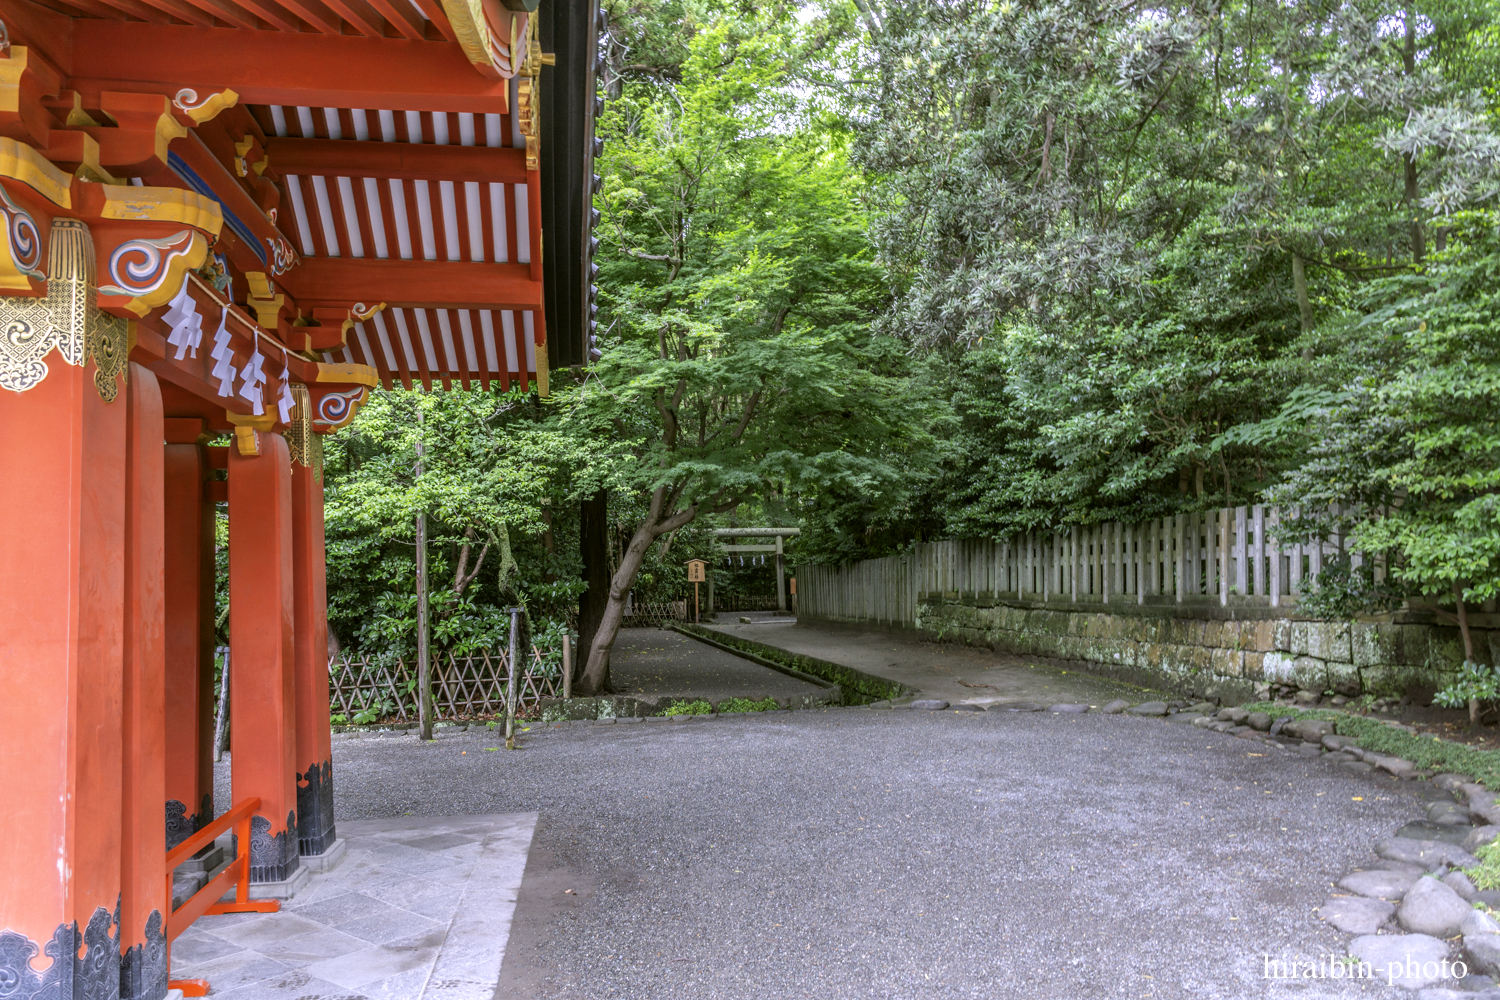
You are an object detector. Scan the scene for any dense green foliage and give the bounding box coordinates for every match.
[819,0,1500,544]
[322,388,582,657]
[314,0,1500,679]
[1272,216,1500,638]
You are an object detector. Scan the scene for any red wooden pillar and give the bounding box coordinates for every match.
[292,457,336,857]
[227,430,300,885]
[0,224,126,993]
[121,363,169,998]
[163,420,216,851]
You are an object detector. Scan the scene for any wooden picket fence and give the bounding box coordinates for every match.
[714,594,782,612]
[328,646,560,722]
[799,505,1388,627]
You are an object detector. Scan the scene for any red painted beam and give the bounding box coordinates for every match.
[264,137,527,184]
[66,21,509,113]
[128,129,297,282]
[282,258,542,310]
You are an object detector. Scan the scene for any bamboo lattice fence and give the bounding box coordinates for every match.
[328,646,561,722]
[798,505,1418,627]
[620,599,689,627]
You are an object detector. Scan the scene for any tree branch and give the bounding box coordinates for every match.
[730,390,762,442]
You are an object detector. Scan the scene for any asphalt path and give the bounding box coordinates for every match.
[608,627,829,704]
[319,706,1426,1000]
[705,618,1166,706]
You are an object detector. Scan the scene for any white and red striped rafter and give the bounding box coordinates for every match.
[263,89,542,393]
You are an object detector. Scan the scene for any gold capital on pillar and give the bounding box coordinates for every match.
[226,409,276,457]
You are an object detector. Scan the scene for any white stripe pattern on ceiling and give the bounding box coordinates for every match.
[268,101,538,391]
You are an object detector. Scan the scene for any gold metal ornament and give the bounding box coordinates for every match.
[88,311,130,402]
[286,382,313,468]
[0,218,132,399]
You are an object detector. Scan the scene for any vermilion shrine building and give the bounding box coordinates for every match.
[0,0,599,995]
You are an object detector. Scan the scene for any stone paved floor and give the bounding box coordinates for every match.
[168,813,535,999]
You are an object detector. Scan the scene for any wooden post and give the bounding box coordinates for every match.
[562,634,572,701]
[1174,514,1185,602]
[416,407,432,742]
[1102,524,1111,605]
[1234,505,1249,598]
[1070,526,1079,602]
[214,649,231,762]
[163,420,216,852]
[505,607,521,750]
[1135,523,1144,605]
[1289,506,1303,595]
[1268,507,1282,607]
[775,534,785,612]
[123,364,169,999]
[227,431,300,885]
[0,218,129,989]
[1252,505,1266,599]
[1219,507,1231,606]
[291,450,335,858]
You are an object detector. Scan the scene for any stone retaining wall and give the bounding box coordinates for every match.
[908,593,1500,703]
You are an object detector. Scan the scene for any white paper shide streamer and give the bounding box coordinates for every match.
[277,381,294,424]
[209,306,237,397]
[239,330,268,416]
[161,277,203,361]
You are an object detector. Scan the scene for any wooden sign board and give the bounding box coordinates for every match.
[686,559,707,582]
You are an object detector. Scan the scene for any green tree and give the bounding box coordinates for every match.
[323,386,581,658]
[568,10,926,691]
[1276,213,1500,696]
[805,0,1500,542]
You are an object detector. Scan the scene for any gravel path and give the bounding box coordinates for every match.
[606,626,828,703]
[308,706,1424,999]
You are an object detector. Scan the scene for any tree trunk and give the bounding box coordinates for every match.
[577,489,610,692]
[1455,580,1479,728]
[1293,253,1314,360]
[576,518,664,694]
[541,507,556,582]
[1404,18,1426,264]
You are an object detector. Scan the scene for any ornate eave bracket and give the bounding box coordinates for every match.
[0,217,129,400]
[0,138,73,294]
[81,182,223,318]
[306,361,377,433]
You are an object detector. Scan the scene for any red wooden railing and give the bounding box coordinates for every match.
[164,797,281,997]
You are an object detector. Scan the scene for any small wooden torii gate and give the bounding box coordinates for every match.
[710,527,800,614]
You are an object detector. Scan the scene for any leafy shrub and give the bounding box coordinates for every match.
[716,697,779,713]
[1433,662,1500,720]
[1469,841,1500,891]
[662,700,713,716]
